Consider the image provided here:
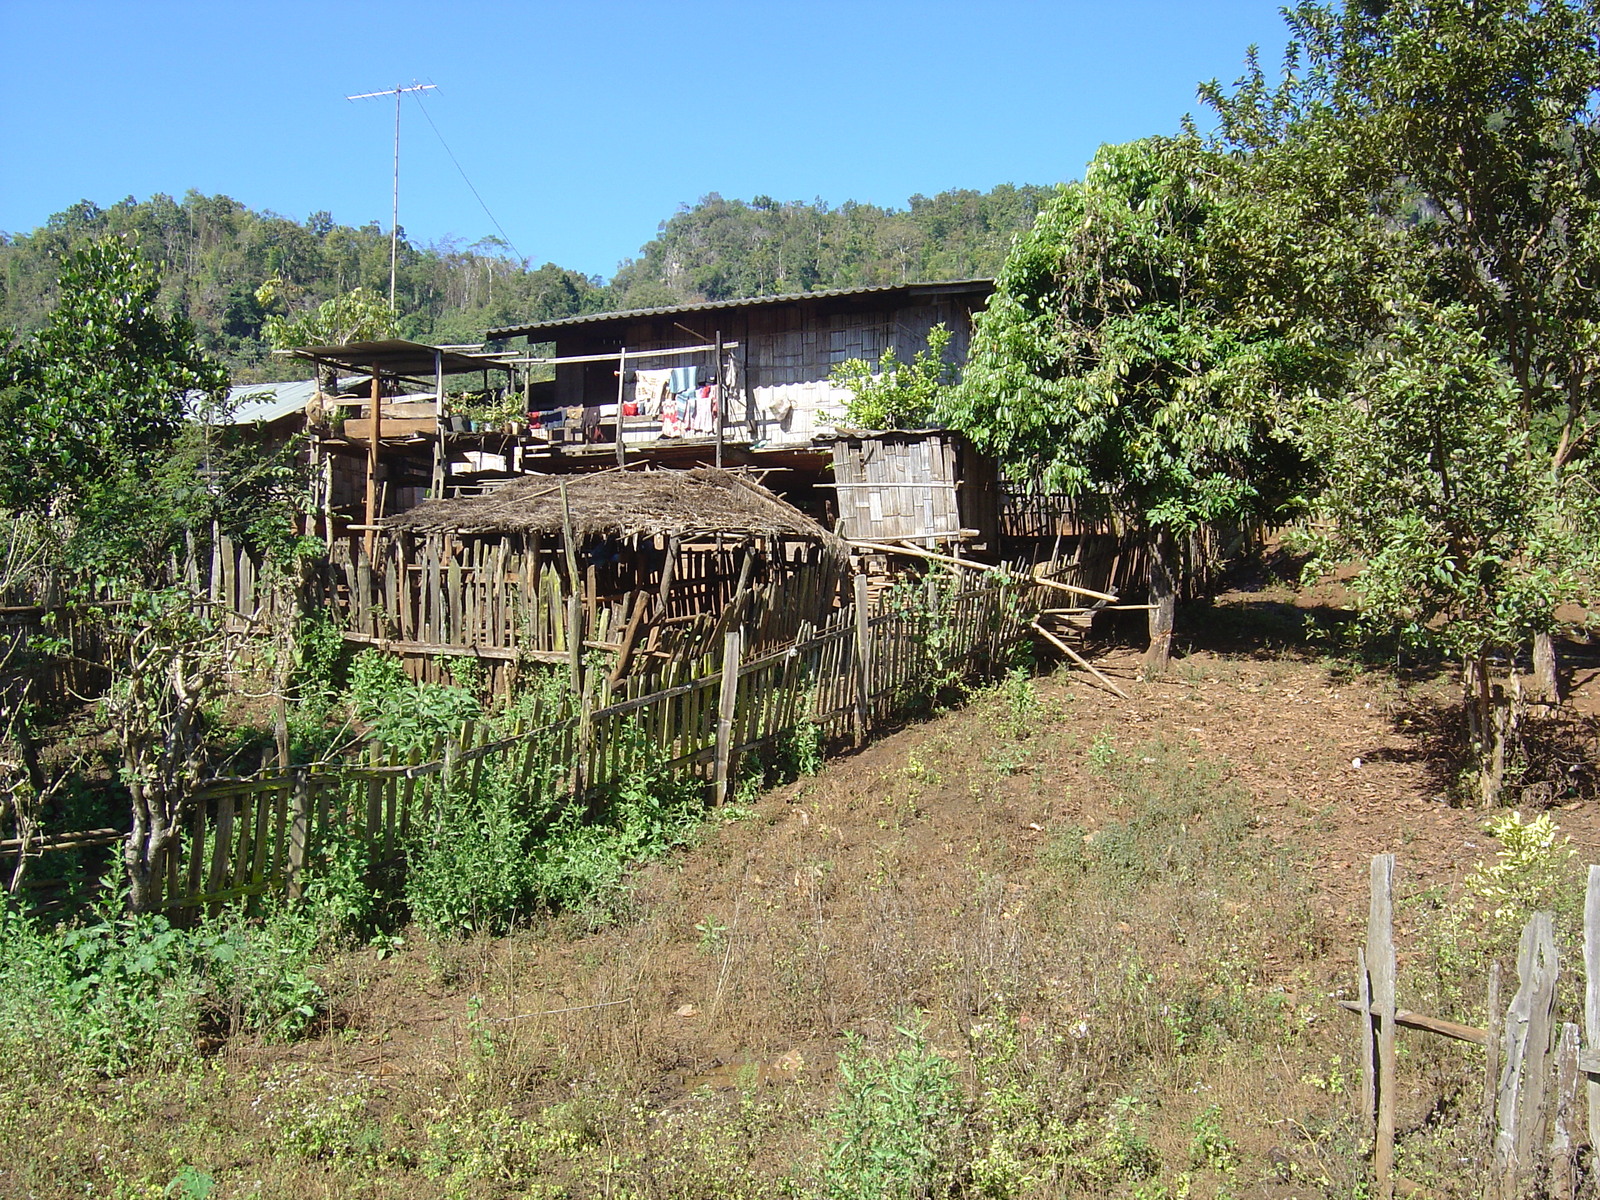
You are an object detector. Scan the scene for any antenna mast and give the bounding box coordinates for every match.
[346,82,437,310]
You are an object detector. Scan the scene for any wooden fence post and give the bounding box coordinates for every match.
[1584,865,1600,1156]
[1483,960,1503,1148]
[1358,945,1377,1137]
[853,574,871,748]
[714,629,741,807]
[1549,1022,1580,1200]
[1366,853,1398,1200]
[1492,911,1560,1200]
[285,768,310,901]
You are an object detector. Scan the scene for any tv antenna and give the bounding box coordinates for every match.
[346,82,437,309]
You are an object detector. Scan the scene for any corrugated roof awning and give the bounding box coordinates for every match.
[282,339,509,378]
[488,278,994,340]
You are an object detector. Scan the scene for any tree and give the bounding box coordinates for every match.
[255,279,398,409]
[1303,306,1598,803]
[946,138,1308,676]
[2,239,307,906]
[1204,0,1600,800]
[829,323,956,431]
[0,237,228,513]
[105,590,241,912]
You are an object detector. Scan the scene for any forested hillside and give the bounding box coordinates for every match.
[606,185,1052,308]
[0,184,1048,382]
[0,194,609,382]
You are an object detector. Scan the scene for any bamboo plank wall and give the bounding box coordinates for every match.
[312,531,844,692]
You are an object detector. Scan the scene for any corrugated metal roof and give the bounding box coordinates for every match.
[218,379,320,425]
[284,339,508,377]
[488,278,994,339]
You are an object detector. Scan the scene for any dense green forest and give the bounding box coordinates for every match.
[0,184,1049,382]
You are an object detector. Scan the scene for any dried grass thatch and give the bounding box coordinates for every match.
[382,467,845,553]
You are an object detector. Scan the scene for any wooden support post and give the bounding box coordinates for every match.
[1367,853,1397,1200]
[1493,911,1560,1200]
[713,628,741,807]
[567,594,583,696]
[364,367,382,559]
[574,669,594,801]
[561,479,582,693]
[615,347,628,468]
[853,573,872,747]
[713,330,724,468]
[430,347,446,498]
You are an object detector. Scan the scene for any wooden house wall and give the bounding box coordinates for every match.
[549,293,979,450]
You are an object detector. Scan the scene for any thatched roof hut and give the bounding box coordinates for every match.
[382,466,846,556]
[367,468,848,685]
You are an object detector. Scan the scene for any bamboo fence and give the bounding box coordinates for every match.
[8,570,1040,917]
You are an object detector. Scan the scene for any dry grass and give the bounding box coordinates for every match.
[2,640,1587,1199]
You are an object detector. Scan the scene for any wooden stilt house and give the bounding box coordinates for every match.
[363,467,850,690]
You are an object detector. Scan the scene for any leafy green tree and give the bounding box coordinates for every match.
[1304,306,1598,803]
[255,278,397,349]
[0,237,228,513]
[2,240,312,907]
[830,323,955,430]
[1204,0,1600,799]
[947,139,1307,676]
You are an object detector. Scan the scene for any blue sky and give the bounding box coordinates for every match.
[1,1,1296,281]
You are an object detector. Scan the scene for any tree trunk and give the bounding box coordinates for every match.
[1143,528,1178,680]
[1533,630,1562,705]
[1464,654,1523,808]
[124,784,173,914]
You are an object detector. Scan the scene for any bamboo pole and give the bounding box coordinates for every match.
[1367,855,1398,1200]
[364,367,382,559]
[714,629,741,806]
[1029,620,1130,700]
[847,539,1119,603]
[853,573,872,745]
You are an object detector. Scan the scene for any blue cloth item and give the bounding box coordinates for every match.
[668,365,699,399]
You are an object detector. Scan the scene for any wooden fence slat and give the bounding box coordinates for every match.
[285,770,310,900]
[714,629,742,807]
[1367,853,1397,1200]
[1358,946,1377,1134]
[1493,911,1560,1200]
[1585,865,1600,1156]
[208,796,236,901]
[1484,959,1504,1152]
[1550,1021,1580,1200]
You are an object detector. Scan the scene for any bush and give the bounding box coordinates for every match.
[405,723,707,935]
[349,650,481,752]
[822,1025,965,1200]
[0,891,328,1078]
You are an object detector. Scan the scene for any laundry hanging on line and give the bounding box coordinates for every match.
[631,368,672,418]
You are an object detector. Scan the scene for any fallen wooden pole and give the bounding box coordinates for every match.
[1336,1000,1488,1046]
[1029,620,1130,700]
[846,540,1119,603]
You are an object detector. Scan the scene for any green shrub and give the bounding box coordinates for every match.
[349,650,481,752]
[821,1024,966,1200]
[405,723,707,935]
[0,890,329,1078]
